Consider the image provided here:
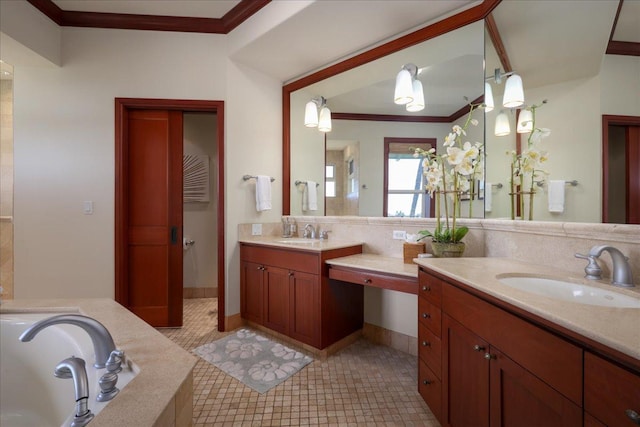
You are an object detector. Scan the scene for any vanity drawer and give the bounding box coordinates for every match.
[240,244,319,274]
[418,325,442,377]
[419,269,442,305]
[585,352,640,426]
[329,267,417,294]
[418,296,441,337]
[419,359,442,422]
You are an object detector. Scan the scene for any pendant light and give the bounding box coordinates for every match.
[494,110,511,136]
[517,109,533,133]
[503,74,525,108]
[484,82,494,112]
[406,79,425,112]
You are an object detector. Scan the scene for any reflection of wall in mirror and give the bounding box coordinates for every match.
[290,89,325,216]
[485,54,639,223]
[331,119,450,216]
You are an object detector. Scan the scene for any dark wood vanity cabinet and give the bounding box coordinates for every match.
[419,268,597,427]
[240,242,362,349]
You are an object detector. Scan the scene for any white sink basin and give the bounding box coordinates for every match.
[497,275,640,308]
[275,238,319,244]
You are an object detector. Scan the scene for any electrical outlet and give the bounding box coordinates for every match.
[392,230,407,240]
[251,223,262,236]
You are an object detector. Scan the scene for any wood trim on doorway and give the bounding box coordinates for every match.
[115,98,226,332]
[601,114,640,223]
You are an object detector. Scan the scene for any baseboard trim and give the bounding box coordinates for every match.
[362,323,418,356]
[225,313,243,331]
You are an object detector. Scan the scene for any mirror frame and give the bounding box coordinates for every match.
[282,0,501,214]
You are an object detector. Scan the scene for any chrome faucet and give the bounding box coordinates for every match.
[586,245,634,288]
[303,224,317,239]
[54,356,95,427]
[20,314,117,368]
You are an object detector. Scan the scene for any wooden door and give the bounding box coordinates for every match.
[444,315,489,427]
[488,347,581,427]
[126,110,183,327]
[627,125,640,224]
[263,266,290,334]
[289,270,319,346]
[240,261,264,324]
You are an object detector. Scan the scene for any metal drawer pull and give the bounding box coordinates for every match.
[289,272,294,277]
[422,313,430,319]
[422,379,432,385]
[473,345,485,352]
[422,285,431,292]
[422,341,431,347]
[626,409,640,425]
[484,353,496,360]
[364,279,372,284]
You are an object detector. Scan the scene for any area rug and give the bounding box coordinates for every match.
[192,328,313,394]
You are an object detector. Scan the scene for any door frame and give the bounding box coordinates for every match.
[601,114,640,223]
[115,98,226,331]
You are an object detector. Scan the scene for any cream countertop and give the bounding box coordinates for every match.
[239,235,363,252]
[0,298,197,427]
[326,254,419,278]
[414,257,640,362]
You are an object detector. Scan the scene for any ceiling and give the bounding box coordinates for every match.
[8,0,639,106]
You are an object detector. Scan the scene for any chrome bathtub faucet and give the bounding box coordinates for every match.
[54,356,95,427]
[19,314,117,368]
[576,245,634,288]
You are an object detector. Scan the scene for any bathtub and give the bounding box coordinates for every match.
[0,311,138,427]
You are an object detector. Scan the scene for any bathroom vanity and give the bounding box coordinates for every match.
[239,237,363,350]
[414,257,640,427]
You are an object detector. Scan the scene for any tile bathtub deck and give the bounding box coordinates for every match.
[159,298,440,426]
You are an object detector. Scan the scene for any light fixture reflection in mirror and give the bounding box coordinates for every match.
[517,108,533,133]
[494,110,511,136]
[304,96,332,132]
[502,73,525,108]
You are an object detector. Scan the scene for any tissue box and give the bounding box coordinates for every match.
[403,242,426,264]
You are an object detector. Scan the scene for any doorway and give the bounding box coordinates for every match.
[602,115,640,224]
[115,98,225,331]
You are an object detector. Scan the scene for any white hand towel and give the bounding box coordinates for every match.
[303,181,318,211]
[548,180,565,213]
[255,175,272,212]
[484,182,492,212]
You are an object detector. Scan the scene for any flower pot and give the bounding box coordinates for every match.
[431,241,465,258]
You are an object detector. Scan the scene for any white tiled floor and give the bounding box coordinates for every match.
[160,298,439,426]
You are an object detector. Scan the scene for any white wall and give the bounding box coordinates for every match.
[183,113,218,289]
[600,54,640,116]
[12,27,229,298]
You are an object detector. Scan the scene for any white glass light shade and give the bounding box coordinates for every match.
[394,68,414,105]
[503,74,524,108]
[517,109,533,133]
[304,101,319,127]
[484,82,494,112]
[406,79,425,112]
[494,110,511,136]
[318,106,332,132]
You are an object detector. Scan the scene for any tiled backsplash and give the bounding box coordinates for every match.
[240,217,640,285]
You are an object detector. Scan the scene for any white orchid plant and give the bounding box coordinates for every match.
[508,100,550,220]
[413,102,484,243]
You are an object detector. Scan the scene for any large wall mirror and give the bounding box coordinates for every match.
[283,0,640,224]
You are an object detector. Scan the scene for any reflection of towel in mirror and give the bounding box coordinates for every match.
[303,181,318,211]
[548,180,565,213]
[484,182,492,212]
[255,175,272,212]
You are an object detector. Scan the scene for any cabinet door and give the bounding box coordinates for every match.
[241,261,264,324]
[263,266,290,334]
[488,347,582,427]
[444,315,490,427]
[289,271,320,347]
